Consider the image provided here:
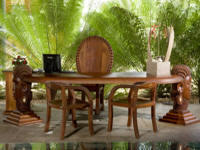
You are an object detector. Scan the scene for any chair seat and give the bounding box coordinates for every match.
[45,82,94,140]
[107,82,158,139]
[81,84,104,91]
[49,99,90,109]
[112,98,155,108]
[76,36,113,115]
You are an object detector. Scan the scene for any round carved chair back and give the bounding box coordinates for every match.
[76,36,113,73]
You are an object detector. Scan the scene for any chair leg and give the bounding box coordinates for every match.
[60,108,69,140]
[95,90,100,115]
[88,105,94,135]
[151,105,158,132]
[44,106,51,132]
[100,89,104,111]
[61,143,65,150]
[72,108,77,128]
[108,102,113,132]
[81,92,85,102]
[127,107,132,127]
[132,108,139,138]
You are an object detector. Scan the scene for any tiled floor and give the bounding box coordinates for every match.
[0,102,200,144]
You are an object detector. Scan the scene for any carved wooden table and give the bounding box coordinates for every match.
[3,64,200,125]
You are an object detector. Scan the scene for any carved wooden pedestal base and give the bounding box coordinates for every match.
[4,111,42,126]
[3,111,14,115]
[159,110,200,125]
[159,65,200,125]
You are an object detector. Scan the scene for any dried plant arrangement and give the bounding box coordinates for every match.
[147,26,174,77]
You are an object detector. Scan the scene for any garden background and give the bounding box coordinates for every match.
[0,0,200,101]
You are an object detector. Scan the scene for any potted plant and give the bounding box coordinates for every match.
[12,55,28,67]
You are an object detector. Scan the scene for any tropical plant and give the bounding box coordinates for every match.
[81,4,147,96]
[0,0,84,71]
[1,0,200,100]
[113,0,159,27]
[148,1,189,97]
[72,4,147,72]
[153,1,189,58]
[177,15,200,97]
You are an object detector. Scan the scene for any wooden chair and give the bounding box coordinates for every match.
[45,82,94,140]
[107,82,158,138]
[76,36,113,115]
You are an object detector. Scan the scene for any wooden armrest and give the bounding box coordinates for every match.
[45,82,93,104]
[136,82,157,89]
[108,84,136,100]
[108,82,157,101]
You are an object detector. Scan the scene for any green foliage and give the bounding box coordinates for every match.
[112,142,129,150]
[0,0,83,70]
[0,0,200,98]
[79,5,147,97]
[177,15,200,94]
[0,38,4,70]
[77,5,147,71]
[153,1,189,57]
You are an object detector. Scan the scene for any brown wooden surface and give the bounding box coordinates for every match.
[3,65,200,126]
[107,83,158,138]
[24,72,183,84]
[76,36,113,73]
[76,36,113,114]
[3,65,42,126]
[3,71,16,114]
[13,64,33,113]
[159,65,200,125]
[45,82,94,140]
[4,111,42,126]
[159,110,200,125]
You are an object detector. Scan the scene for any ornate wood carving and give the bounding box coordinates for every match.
[171,65,191,113]
[13,64,33,113]
[160,65,200,125]
[4,65,42,126]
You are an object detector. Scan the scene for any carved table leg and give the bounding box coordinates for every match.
[159,65,200,125]
[4,65,42,126]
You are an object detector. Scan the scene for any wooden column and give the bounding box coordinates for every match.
[3,70,16,114]
[5,0,11,12]
[24,0,30,11]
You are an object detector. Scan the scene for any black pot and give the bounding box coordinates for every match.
[43,54,61,73]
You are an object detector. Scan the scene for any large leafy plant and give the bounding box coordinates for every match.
[71,4,147,72]
[0,0,83,70]
[69,4,147,96]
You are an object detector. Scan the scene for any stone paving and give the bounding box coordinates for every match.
[0,101,200,143]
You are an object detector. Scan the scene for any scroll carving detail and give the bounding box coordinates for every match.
[13,64,32,113]
[171,65,191,113]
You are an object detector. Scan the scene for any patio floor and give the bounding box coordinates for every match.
[0,101,200,143]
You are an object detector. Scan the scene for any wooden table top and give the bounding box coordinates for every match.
[23,72,183,85]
